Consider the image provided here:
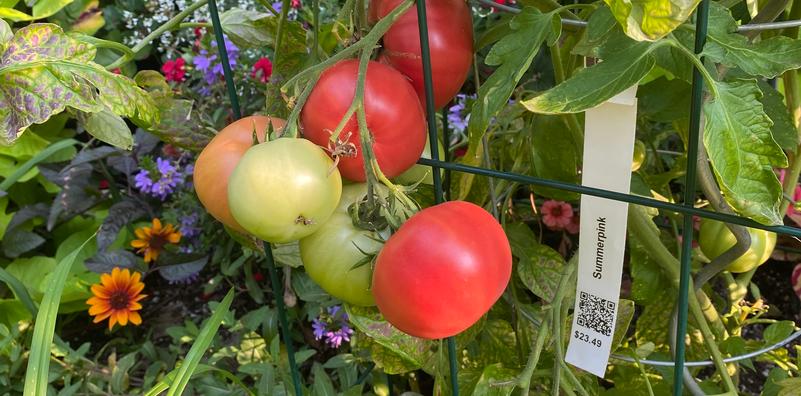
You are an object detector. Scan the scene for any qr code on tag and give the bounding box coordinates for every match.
[576,292,616,336]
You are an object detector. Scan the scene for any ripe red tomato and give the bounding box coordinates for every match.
[301,59,427,181]
[373,0,473,109]
[194,115,285,233]
[372,201,512,339]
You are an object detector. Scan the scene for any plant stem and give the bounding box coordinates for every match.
[106,0,209,70]
[274,0,291,72]
[667,38,720,98]
[311,0,320,63]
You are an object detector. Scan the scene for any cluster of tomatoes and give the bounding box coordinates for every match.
[193,0,512,339]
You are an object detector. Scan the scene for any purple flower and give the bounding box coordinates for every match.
[272,1,282,12]
[447,94,473,133]
[312,319,327,340]
[180,212,201,239]
[193,36,239,86]
[134,170,153,191]
[327,305,341,317]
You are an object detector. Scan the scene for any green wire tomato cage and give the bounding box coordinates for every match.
[203,1,801,395]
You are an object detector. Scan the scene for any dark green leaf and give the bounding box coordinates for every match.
[0,24,157,144]
[703,79,787,225]
[529,115,580,201]
[157,255,207,283]
[145,98,212,152]
[758,81,798,151]
[111,352,137,393]
[638,77,691,122]
[506,222,570,301]
[522,41,656,114]
[467,7,558,156]
[311,363,336,396]
[604,0,701,41]
[571,6,620,58]
[704,4,801,78]
[2,229,45,257]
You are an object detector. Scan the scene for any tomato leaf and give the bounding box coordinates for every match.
[0,18,11,48]
[346,305,435,374]
[611,299,635,353]
[759,80,799,151]
[763,321,795,346]
[529,115,580,201]
[471,364,517,396]
[704,4,801,79]
[144,98,212,152]
[522,41,656,114]
[604,0,701,41]
[0,24,158,144]
[703,79,787,225]
[506,222,570,302]
[467,7,559,158]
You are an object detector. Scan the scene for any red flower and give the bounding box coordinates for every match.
[291,0,301,7]
[253,272,264,282]
[541,200,573,230]
[99,179,110,189]
[161,58,186,82]
[111,68,121,74]
[566,214,580,234]
[453,146,467,158]
[251,57,273,83]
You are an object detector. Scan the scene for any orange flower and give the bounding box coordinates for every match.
[86,268,147,330]
[131,218,181,263]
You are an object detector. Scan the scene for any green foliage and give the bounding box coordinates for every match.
[0,24,157,145]
[604,0,701,41]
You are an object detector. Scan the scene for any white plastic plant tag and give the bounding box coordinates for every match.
[565,86,638,378]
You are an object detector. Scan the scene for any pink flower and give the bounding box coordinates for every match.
[162,58,186,82]
[566,214,580,234]
[792,264,801,302]
[777,169,801,227]
[541,200,573,230]
[251,57,273,83]
[291,0,301,7]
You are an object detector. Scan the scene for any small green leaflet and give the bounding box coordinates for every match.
[523,41,657,114]
[80,109,133,150]
[604,0,701,41]
[703,79,787,225]
[466,7,560,157]
[0,24,158,145]
[0,18,10,48]
[219,8,272,48]
[703,3,801,78]
[759,80,798,151]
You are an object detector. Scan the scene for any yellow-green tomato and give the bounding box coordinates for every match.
[299,184,384,306]
[631,140,646,172]
[395,135,446,185]
[227,138,342,243]
[698,218,776,273]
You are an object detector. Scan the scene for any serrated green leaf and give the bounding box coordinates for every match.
[467,7,557,157]
[346,305,435,373]
[758,81,798,151]
[572,6,622,58]
[0,24,157,144]
[703,79,787,225]
[81,109,133,150]
[529,115,580,201]
[611,299,634,352]
[471,364,517,396]
[704,4,801,79]
[522,41,657,114]
[604,0,701,41]
[509,223,569,301]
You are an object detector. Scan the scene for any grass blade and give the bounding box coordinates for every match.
[23,232,95,396]
[167,288,235,396]
[0,266,37,317]
[0,138,78,192]
[144,364,253,396]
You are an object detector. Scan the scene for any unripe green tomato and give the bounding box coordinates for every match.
[395,135,446,185]
[299,184,386,306]
[227,138,342,243]
[631,140,646,172]
[698,218,776,273]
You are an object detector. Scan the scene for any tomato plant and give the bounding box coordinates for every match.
[299,184,387,306]
[227,138,342,243]
[699,219,777,273]
[372,201,512,339]
[372,0,473,109]
[194,115,286,233]
[394,135,445,185]
[300,59,427,182]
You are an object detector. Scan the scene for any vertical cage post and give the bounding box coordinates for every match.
[207,1,303,394]
[414,0,460,394]
[673,0,711,394]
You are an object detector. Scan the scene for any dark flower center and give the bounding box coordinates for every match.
[551,206,563,217]
[109,291,131,310]
[149,234,168,250]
